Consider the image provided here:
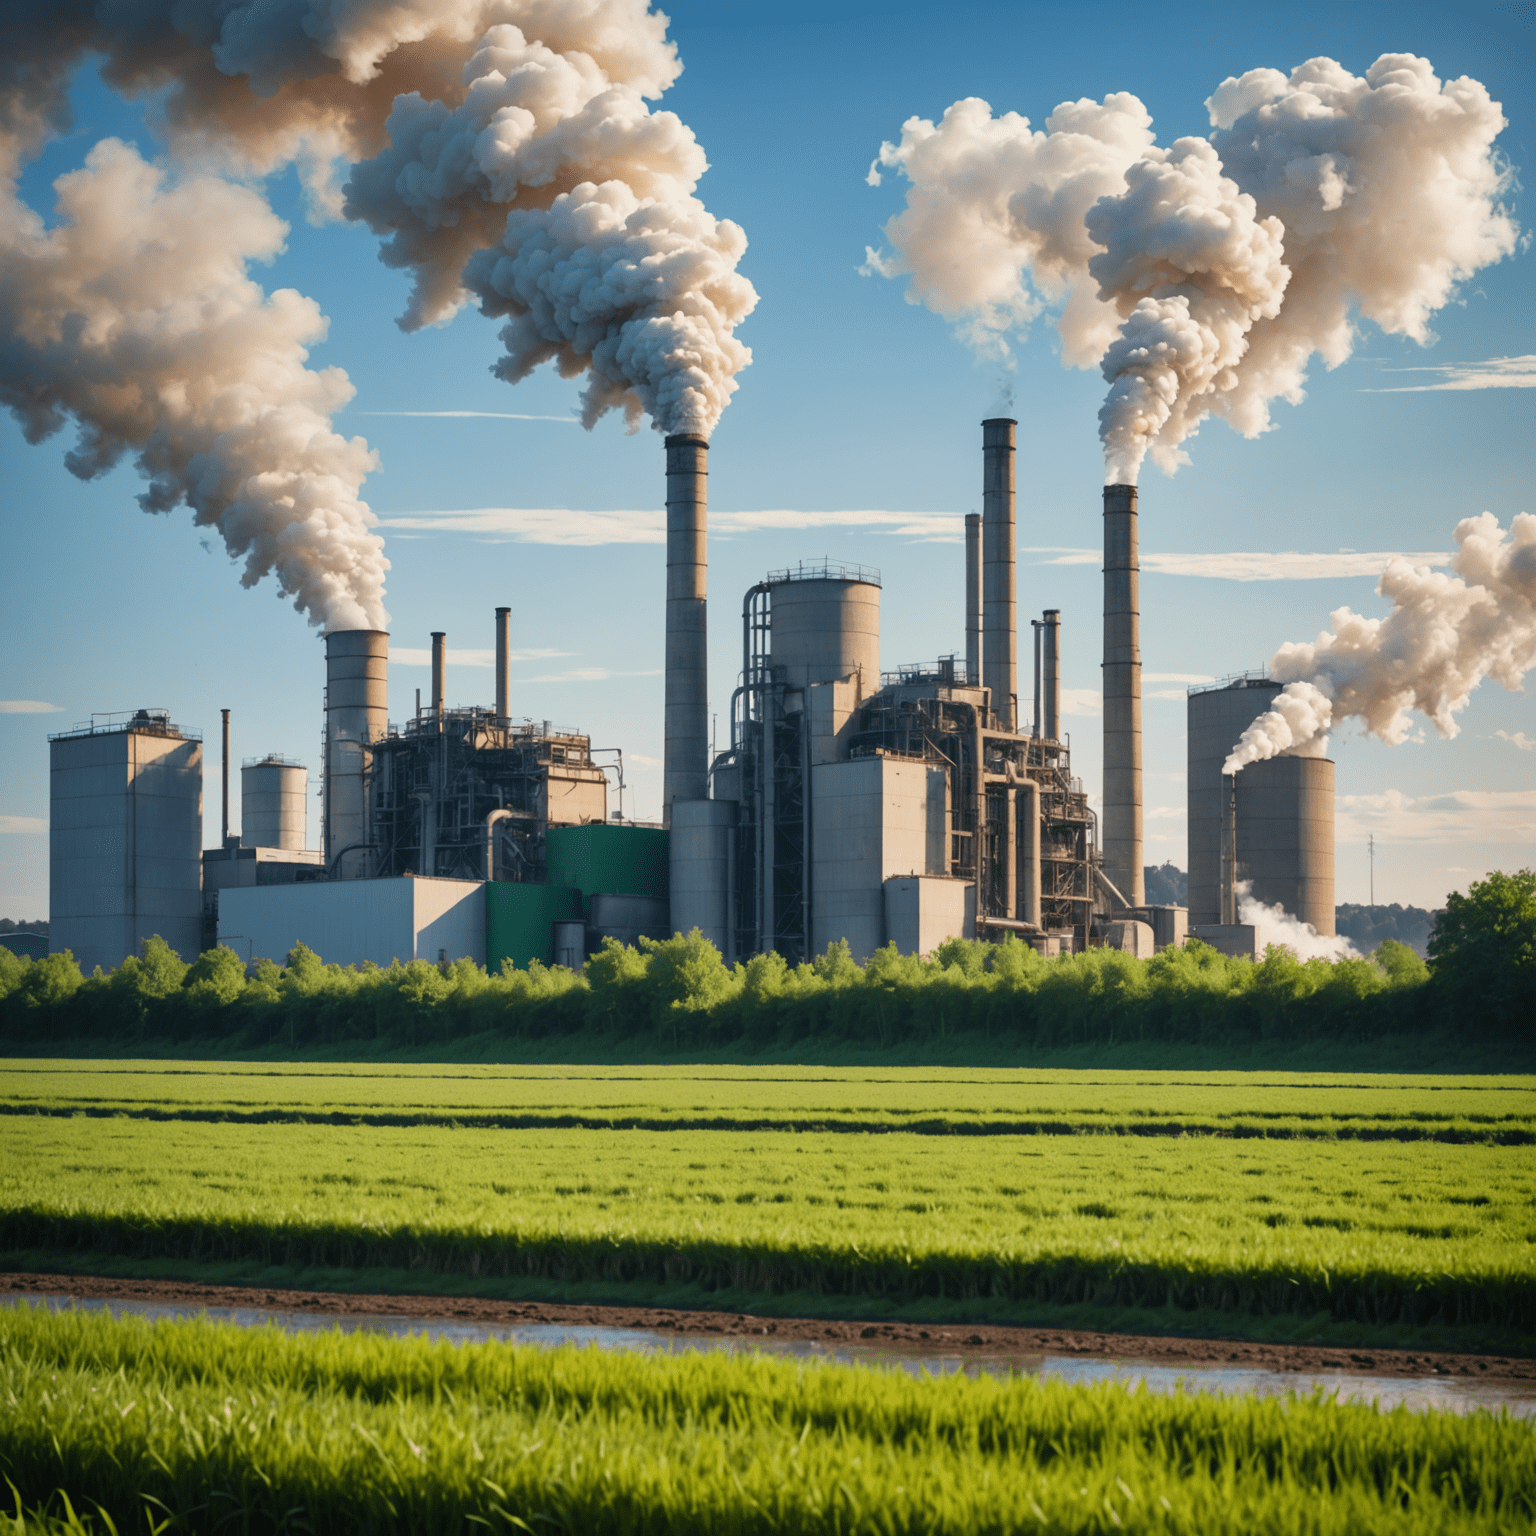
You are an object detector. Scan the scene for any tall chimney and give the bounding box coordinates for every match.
[1043,609,1061,743]
[982,419,1017,730]
[1103,484,1143,906]
[964,512,981,686]
[494,607,511,721]
[1031,620,1042,738]
[323,629,389,877]
[220,708,231,847]
[431,631,446,726]
[664,433,709,818]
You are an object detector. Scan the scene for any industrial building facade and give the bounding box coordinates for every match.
[42,418,1339,976]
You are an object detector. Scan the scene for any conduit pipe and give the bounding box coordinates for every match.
[486,807,513,881]
[431,632,446,727]
[965,512,982,686]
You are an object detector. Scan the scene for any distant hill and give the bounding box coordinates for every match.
[1335,904,1439,958]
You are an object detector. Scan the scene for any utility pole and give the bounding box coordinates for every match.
[1369,834,1376,907]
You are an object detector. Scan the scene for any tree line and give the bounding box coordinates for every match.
[2,871,1530,1055]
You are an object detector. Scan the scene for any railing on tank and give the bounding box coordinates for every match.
[764,559,882,588]
[880,654,975,688]
[49,709,199,742]
[1187,668,1271,697]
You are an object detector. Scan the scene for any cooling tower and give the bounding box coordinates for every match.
[324,629,388,878]
[1102,484,1143,906]
[664,433,709,819]
[981,419,1017,729]
[1187,677,1335,933]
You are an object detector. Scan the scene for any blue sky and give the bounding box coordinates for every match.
[2,0,1532,919]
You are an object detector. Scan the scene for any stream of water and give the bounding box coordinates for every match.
[8,1293,1532,1419]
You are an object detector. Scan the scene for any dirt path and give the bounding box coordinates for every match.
[5,1270,1531,1386]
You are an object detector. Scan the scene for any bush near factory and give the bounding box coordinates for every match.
[1,870,1530,1054]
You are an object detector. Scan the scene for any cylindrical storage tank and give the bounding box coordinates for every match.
[589,893,671,950]
[324,629,389,878]
[241,757,307,851]
[669,799,737,955]
[769,577,881,695]
[1187,678,1280,927]
[552,920,588,971]
[1237,755,1335,935]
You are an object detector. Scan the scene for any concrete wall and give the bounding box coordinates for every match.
[219,876,485,967]
[884,876,971,957]
[50,726,202,972]
[810,758,948,961]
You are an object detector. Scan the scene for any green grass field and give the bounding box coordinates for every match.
[3,1061,1533,1351]
[2,1304,1532,1535]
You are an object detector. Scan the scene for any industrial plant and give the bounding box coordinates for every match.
[47,421,1335,973]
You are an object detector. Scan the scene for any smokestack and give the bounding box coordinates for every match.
[221,708,231,847]
[982,419,1017,730]
[1031,620,1042,738]
[1103,484,1143,906]
[324,629,389,877]
[431,631,446,726]
[495,607,511,721]
[664,433,709,818]
[1043,609,1061,743]
[965,512,981,686]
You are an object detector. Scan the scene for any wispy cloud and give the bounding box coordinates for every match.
[1146,672,1213,684]
[392,647,570,668]
[0,815,46,834]
[1365,355,1536,392]
[352,410,581,423]
[1337,788,1536,843]
[517,667,662,684]
[1061,687,1101,717]
[0,700,63,714]
[1496,729,1535,752]
[377,507,963,546]
[1031,549,1452,580]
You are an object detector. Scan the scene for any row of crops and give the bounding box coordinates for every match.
[4,1065,1532,1345]
[3,1304,1532,1534]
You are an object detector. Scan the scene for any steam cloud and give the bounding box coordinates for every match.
[1,0,752,627]
[1236,882,1360,962]
[869,55,1517,483]
[1225,513,1536,772]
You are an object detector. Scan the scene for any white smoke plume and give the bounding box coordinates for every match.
[1,0,750,627]
[0,139,388,630]
[344,19,755,434]
[1225,513,1536,772]
[868,54,1518,483]
[1236,881,1360,962]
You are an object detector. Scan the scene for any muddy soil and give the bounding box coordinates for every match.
[5,1270,1531,1385]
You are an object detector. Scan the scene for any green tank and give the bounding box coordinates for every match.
[545,825,669,918]
[485,881,583,972]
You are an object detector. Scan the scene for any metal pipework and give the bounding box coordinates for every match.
[486,807,513,880]
[1004,786,1018,919]
[965,512,981,686]
[220,708,231,847]
[323,629,389,879]
[1043,609,1061,743]
[495,608,511,720]
[1020,778,1042,928]
[1221,772,1238,925]
[431,632,446,726]
[1102,484,1143,907]
[664,433,709,819]
[982,419,1017,730]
